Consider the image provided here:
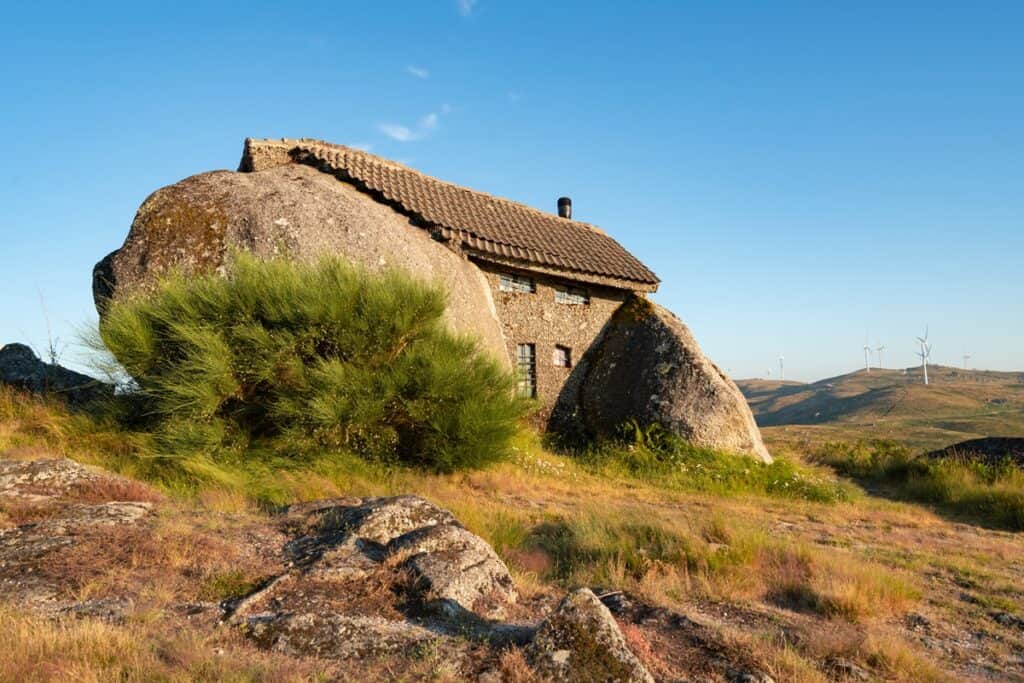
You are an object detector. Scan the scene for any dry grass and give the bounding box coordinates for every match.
[29,512,277,608]
[497,647,547,683]
[756,544,918,622]
[0,498,57,527]
[1,385,1022,680]
[861,629,956,682]
[0,605,325,683]
[69,476,165,504]
[620,622,673,679]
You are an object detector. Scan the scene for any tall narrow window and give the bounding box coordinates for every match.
[553,345,572,368]
[500,273,536,293]
[555,286,589,305]
[516,343,537,398]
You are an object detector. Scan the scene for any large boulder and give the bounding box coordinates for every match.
[92,163,508,367]
[581,299,771,463]
[0,343,111,405]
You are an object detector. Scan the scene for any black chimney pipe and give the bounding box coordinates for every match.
[557,196,572,219]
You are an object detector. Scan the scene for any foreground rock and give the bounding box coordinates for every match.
[527,588,654,682]
[0,343,111,405]
[92,163,508,367]
[581,300,772,463]
[229,496,520,661]
[0,458,154,616]
[0,458,103,500]
[1,457,783,680]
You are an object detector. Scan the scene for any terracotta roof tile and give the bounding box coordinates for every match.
[242,139,659,289]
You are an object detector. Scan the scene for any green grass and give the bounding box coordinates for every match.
[563,421,854,503]
[814,440,1024,531]
[197,570,264,602]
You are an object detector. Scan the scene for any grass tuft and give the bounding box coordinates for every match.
[815,440,1024,530]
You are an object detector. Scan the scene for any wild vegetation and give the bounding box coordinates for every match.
[95,254,524,476]
[1,259,1022,681]
[814,439,1024,531]
[4,382,1023,680]
[567,420,853,503]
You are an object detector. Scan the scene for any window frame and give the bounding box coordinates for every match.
[499,273,536,294]
[515,343,537,398]
[554,285,590,305]
[553,345,572,368]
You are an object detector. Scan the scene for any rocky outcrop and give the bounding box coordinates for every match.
[2,457,775,679]
[0,343,111,405]
[92,164,509,367]
[0,457,103,499]
[581,299,772,462]
[527,588,654,682]
[229,496,520,660]
[0,458,154,616]
[278,495,517,619]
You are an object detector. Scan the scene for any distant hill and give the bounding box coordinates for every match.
[737,366,1024,450]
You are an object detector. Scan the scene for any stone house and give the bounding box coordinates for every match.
[97,138,768,460]
[239,139,661,423]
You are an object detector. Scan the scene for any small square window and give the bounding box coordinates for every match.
[555,286,589,305]
[500,273,536,293]
[553,345,572,368]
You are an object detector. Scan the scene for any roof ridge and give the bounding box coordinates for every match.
[242,137,659,289]
[254,138,608,235]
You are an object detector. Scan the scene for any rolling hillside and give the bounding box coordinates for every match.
[738,366,1024,450]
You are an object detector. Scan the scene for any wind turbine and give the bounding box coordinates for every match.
[963,350,971,370]
[876,344,886,370]
[915,327,932,386]
[863,341,872,373]
[779,355,785,382]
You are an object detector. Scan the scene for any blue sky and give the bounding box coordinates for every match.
[1,1,1021,381]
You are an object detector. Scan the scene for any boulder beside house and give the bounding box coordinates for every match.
[94,138,770,462]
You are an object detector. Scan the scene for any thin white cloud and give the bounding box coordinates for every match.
[506,91,522,103]
[377,107,450,143]
[349,142,373,152]
[457,0,476,16]
[440,103,453,114]
[406,65,429,79]
[377,123,418,142]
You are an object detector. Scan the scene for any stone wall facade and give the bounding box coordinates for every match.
[473,259,629,425]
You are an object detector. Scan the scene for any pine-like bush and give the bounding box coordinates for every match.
[99,255,523,471]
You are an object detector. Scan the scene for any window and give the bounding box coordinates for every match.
[553,345,572,368]
[516,343,537,398]
[555,286,589,305]
[500,273,536,293]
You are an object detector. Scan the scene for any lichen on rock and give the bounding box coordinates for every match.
[526,588,654,682]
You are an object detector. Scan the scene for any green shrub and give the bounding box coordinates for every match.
[815,440,1024,531]
[98,254,524,472]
